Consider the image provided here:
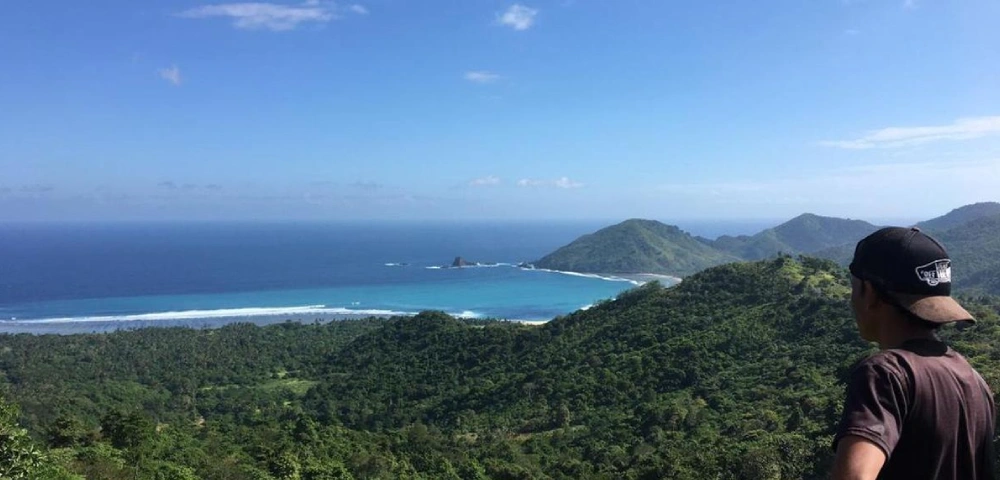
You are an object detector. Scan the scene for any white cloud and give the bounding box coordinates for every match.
[159,65,182,86]
[464,71,501,84]
[821,116,1000,149]
[497,4,538,31]
[517,177,584,189]
[349,181,382,191]
[842,0,918,9]
[349,4,368,14]
[178,1,339,31]
[20,184,55,194]
[656,158,1000,216]
[469,175,502,186]
[554,177,584,189]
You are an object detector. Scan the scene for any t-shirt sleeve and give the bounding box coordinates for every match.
[832,357,910,457]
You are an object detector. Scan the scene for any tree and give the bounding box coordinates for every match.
[47,413,93,448]
[0,399,46,479]
[100,410,156,473]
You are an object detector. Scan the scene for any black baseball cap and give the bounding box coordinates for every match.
[849,226,973,324]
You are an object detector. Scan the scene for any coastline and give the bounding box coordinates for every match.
[0,312,555,335]
[525,267,683,287]
[611,273,683,286]
[0,266,668,335]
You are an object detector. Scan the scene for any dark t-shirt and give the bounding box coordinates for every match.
[833,338,996,479]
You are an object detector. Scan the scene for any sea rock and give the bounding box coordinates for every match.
[452,257,474,268]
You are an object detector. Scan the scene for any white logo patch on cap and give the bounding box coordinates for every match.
[915,259,952,287]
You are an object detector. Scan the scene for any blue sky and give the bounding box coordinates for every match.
[2,0,999,222]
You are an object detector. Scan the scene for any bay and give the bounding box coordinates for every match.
[0,222,654,333]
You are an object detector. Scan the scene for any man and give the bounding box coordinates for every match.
[832,226,996,480]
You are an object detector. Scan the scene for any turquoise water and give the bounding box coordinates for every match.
[0,223,661,333]
[8,266,636,322]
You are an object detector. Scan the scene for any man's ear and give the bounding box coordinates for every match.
[861,280,881,310]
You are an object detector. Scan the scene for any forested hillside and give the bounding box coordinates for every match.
[1,258,999,479]
[535,219,740,276]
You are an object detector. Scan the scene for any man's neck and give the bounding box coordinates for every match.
[876,312,940,349]
[878,329,938,350]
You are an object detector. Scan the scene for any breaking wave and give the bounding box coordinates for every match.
[3,305,417,324]
[527,268,642,286]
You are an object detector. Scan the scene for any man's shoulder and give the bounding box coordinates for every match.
[871,341,991,394]
[864,339,963,370]
[851,346,947,388]
[854,349,909,376]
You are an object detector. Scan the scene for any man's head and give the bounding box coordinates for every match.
[848,227,973,342]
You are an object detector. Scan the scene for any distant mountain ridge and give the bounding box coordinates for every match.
[711,213,880,260]
[807,203,1000,292]
[535,203,1000,294]
[925,213,1000,294]
[534,219,741,276]
[536,214,881,277]
[915,202,1000,233]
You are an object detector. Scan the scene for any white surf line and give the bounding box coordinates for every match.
[525,268,643,286]
[423,262,519,270]
[9,305,419,324]
[613,273,684,286]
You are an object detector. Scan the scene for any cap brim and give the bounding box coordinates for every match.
[892,293,975,324]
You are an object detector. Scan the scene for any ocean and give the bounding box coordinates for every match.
[0,220,772,334]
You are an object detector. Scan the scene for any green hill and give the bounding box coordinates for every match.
[301,259,1000,478]
[713,213,880,260]
[935,213,1000,295]
[916,202,1000,233]
[533,204,998,286]
[534,218,741,276]
[3,257,999,478]
[811,211,1000,295]
[811,242,856,265]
